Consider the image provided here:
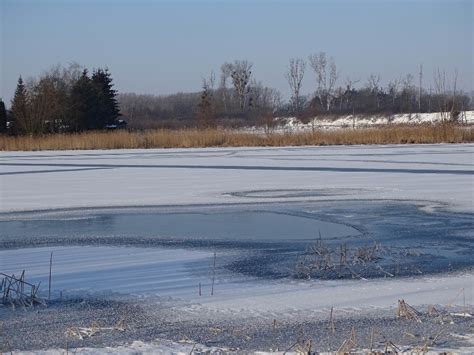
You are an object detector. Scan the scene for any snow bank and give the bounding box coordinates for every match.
[269,110,474,132]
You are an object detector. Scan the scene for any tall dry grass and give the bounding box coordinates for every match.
[0,125,472,151]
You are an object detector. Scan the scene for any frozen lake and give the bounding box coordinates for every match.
[0,199,472,285]
[0,144,473,353]
[1,144,473,290]
[1,144,473,213]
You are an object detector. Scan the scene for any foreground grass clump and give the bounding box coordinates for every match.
[0,125,472,151]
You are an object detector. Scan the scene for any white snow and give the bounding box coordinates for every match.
[1,144,473,213]
[10,337,474,354]
[9,339,227,355]
[268,111,474,132]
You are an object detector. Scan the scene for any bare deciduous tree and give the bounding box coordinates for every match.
[387,77,401,110]
[452,68,459,121]
[418,64,423,112]
[434,68,461,122]
[343,77,360,113]
[12,63,86,134]
[285,58,306,115]
[220,62,233,113]
[366,74,381,109]
[250,82,283,133]
[434,68,449,121]
[230,60,253,111]
[308,52,338,111]
[402,74,415,115]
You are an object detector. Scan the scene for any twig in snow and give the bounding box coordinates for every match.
[329,306,336,333]
[49,251,53,301]
[189,342,197,355]
[397,299,422,323]
[211,251,216,296]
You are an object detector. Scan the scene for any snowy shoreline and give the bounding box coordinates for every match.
[258,111,474,132]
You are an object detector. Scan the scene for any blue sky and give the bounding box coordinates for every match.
[1,0,472,104]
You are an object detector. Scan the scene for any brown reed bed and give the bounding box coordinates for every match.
[0,124,472,151]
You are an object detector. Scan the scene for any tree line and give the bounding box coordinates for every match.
[0,56,471,134]
[285,54,470,122]
[120,55,471,130]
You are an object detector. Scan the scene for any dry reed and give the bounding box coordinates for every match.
[1,124,472,151]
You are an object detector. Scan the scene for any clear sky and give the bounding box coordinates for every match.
[1,0,472,105]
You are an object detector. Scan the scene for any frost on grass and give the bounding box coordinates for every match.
[2,296,473,354]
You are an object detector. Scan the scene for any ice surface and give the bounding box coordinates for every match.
[1,144,473,213]
[0,144,473,352]
[0,245,472,314]
[1,145,473,310]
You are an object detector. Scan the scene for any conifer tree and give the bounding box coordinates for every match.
[197,76,215,128]
[69,70,100,131]
[92,68,120,127]
[11,76,30,134]
[0,99,7,133]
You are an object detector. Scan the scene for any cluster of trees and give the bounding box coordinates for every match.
[285,54,470,121]
[4,63,120,135]
[2,56,471,134]
[195,61,283,128]
[118,92,200,129]
[119,60,282,129]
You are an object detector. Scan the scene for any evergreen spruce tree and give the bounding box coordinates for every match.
[91,68,120,127]
[69,70,100,131]
[11,76,29,134]
[0,99,7,133]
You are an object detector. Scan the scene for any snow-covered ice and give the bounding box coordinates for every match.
[0,144,473,353]
[1,145,473,308]
[1,144,473,212]
[1,245,472,314]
